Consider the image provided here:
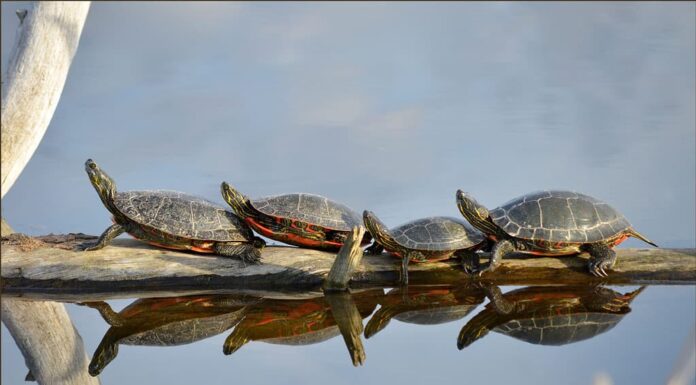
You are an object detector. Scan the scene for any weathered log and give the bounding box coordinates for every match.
[1,2,91,198]
[1,234,694,301]
[1,222,99,385]
[323,226,366,291]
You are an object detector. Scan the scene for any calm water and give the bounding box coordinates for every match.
[2,2,695,384]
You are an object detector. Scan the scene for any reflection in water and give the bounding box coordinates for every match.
[82,295,255,376]
[224,289,383,366]
[79,285,648,378]
[365,285,486,339]
[458,285,645,349]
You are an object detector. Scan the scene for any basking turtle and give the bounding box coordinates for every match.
[85,159,265,263]
[457,285,645,349]
[221,182,370,250]
[456,190,658,277]
[364,285,486,339]
[223,290,382,360]
[363,211,486,284]
[82,295,254,376]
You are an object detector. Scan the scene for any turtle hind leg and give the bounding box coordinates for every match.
[84,224,124,251]
[214,240,264,265]
[364,241,384,255]
[477,239,514,275]
[586,243,617,277]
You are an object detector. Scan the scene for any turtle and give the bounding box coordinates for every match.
[81,295,255,376]
[363,211,486,284]
[364,285,486,339]
[457,284,645,349]
[221,182,370,250]
[222,289,382,365]
[85,159,265,263]
[455,190,658,277]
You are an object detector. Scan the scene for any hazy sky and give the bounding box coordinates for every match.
[2,2,695,248]
[1,3,695,385]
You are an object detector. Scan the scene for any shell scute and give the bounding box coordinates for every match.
[114,190,251,241]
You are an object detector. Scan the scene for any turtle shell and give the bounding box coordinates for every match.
[494,311,623,346]
[114,190,253,241]
[395,305,479,325]
[489,190,631,243]
[250,193,362,231]
[121,310,246,346]
[390,216,485,251]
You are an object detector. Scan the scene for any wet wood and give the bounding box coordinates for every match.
[323,226,366,291]
[1,234,694,301]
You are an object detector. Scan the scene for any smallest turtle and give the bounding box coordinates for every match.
[363,211,486,285]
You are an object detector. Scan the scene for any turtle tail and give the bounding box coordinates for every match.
[457,310,499,350]
[223,327,249,355]
[221,182,255,219]
[362,211,401,253]
[627,228,658,248]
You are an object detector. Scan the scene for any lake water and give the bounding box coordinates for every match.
[2,2,694,385]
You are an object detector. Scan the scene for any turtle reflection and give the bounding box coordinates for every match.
[224,289,382,365]
[83,295,255,376]
[458,285,645,349]
[365,285,486,339]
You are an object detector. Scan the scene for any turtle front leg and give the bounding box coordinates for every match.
[455,249,480,274]
[399,252,416,286]
[586,243,617,277]
[364,241,384,255]
[476,239,514,275]
[214,239,265,265]
[84,224,125,251]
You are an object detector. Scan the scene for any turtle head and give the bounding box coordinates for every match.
[85,159,116,201]
[88,342,118,376]
[456,190,490,222]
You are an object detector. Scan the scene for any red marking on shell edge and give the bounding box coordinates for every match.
[245,217,342,249]
[387,250,452,263]
[613,234,630,247]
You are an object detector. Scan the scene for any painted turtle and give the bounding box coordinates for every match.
[456,190,658,277]
[223,290,381,362]
[85,159,265,263]
[363,211,486,284]
[82,295,254,375]
[221,182,370,250]
[364,285,486,339]
[457,284,645,349]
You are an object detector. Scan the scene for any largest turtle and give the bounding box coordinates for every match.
[456,190,657,276]
[221,182,370,250]
[85,159,264,263]
[457,284,645,349]
[81,295,255,376]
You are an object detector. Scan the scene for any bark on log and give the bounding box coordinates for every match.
[1,234,694,302]
[1,2,90,198]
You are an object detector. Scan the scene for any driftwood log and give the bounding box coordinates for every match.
[1,233,694,302]
[1,2,90,198]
